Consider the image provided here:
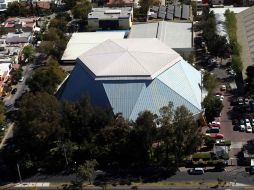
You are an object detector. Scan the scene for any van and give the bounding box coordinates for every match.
[189,168,205,175]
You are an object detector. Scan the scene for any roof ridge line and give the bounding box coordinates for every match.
[157,64,201,111]
[178,61,201,109]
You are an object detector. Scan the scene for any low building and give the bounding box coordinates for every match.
[129,21,193,56]
[0,0,18,11]
[4,17,38,33]
[88,7,133,31]
[61,31,126,64]
[5,32,32,44]
[59,38,202,120]
[0,62,11,94]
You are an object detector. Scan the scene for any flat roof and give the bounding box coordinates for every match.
[210,7,249,14]
[78,38,181,80]
[61,32,126,62]
[129,21,192,50]
[88,7,132,19]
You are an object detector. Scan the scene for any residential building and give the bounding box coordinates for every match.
[88,7,133,31]
[129,21,193,56]
[4,17,38,33]
[0,0,18,11]
[61,31,126,64]
[0,62,11,94]
[58,38,202,120]
[5,32,32,44]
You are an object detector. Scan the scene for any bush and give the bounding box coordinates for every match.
[192,152,211,159]
[224,140,231,146]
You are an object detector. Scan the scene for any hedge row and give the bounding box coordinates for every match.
[224,9,243,73]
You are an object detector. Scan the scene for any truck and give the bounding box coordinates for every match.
[250,159,254,175]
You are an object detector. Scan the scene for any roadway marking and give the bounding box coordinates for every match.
[15,182,50,187]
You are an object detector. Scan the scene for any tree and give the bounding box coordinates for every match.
[93,114,131,169]
[203,94,223,122]
[203,72,218,93]
[156,103,202,168]
[171,106,202,167]
[139,0,153,15]
[49,18,68,33]
[77,159,98,184]
[130,111,157,166]
[23,45,35,61]
[63,0,76,10]
[71,0,92,20]
[16,92,64,142]
[232,54,243,74]
[11,68,23,83]
[55,12,72,22]
[6,2,31,17]
[26,59,66,94]
[0,101,5,126]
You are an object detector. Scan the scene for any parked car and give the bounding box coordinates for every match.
[245,118,251,125]
[188,168,205,175]
[244,98,249,104]
[209,123,221,129]
[19,77,24,82]
[214,133,224,139]
[206,127,220,133]
[11,88,17,95]
[220,85,226,91]
[216,93,224,101]
[239,119,245,132]
[246,125,252,133]
[251,118,254,126]
[237,97,244,105]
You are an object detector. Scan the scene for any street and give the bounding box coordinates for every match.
[4,63,33,106]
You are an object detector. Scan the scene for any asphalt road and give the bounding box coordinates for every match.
[4,64,33,106]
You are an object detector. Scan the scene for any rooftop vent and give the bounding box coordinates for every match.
[104,10,121,14]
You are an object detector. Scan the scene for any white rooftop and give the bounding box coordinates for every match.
[129,21,192,50]
[77,38,182,80]
[210,7,249,14]
[0,62,10,76]
[61,32,126,62]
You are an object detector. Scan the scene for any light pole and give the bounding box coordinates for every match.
[16,163,22,183]
[74,161,78,184]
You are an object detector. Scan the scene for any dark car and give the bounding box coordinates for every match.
[11,88,17,94]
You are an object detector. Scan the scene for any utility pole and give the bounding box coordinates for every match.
[17,163,22,183]
[62,142,69,167]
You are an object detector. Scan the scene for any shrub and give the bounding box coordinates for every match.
[224,140,231,146]
[192,152,211,159]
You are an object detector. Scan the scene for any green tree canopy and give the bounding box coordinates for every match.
[10,68,23,83]
[77,159,98,184]
[71,0,92,20]
[26,58,66,94]
[203,94,223,121]
[49,18,68,33]
[23,45,35,61]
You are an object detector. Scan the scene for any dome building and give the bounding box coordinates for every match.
[59,38,202,120]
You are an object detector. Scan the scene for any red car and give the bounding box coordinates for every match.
[213,134,224,139]
[208,123,221,129]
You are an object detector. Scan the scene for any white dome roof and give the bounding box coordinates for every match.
[77,38,182,80]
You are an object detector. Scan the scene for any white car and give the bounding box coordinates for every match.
[216,94,224,101]
[240,124,245,132]
[246,125,252,133]
[245,119,251,126]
